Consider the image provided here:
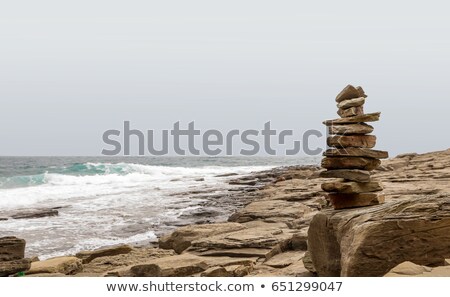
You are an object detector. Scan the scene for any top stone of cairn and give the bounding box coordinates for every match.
[335,84,367,103]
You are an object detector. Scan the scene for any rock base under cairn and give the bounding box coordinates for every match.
[307,195,450,276]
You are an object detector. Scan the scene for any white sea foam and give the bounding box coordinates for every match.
[0,163,273,258]
[0,164,270,209]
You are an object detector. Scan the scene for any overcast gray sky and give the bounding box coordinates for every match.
[0,0,449,156]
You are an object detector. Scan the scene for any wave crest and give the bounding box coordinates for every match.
[0,162,269,189]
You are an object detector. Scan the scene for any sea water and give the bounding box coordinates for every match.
[0,156,318,259]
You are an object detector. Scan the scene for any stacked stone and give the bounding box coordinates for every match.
[320,85,389,209]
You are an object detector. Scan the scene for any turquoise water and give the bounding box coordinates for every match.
[0,156,319,189]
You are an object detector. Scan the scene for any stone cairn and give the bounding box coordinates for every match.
[320,85,389,209]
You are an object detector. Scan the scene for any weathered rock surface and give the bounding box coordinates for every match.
[319,169,371,182]
[82,247,175,274]
[327,135,377,148]
[229,179,258,186]
[159,222,246,254]
[308,195,450,276]
[264,251,305,268]
[228,200,311,224]
[322,181,383,194]
[76,245,133,264]
[337,97,365,109]
[100,246,258,277]
[384,261,450,277]
[0,258,31,277]
[25,273,66,277]
[28,257,83,275]
[0,236,30,276]
[323,112,381,125]
[324,148,388,159]
[302,251,316,274]
[225,264,254,277]
[11,208,59,220]
[328,193,385,209]
[250,258,312,277]
[328,123,373,135]
[194,248,272,258]
[356,86,367,98]
[337,106,364,118]
[200,266,231,277]
[0,236,26,261]
[384,261,432,276]
[110,254,209,277]
[321,157,381,171]
[188,222,294,251]
[290,228,308,250]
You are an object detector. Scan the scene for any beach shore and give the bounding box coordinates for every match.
[2,148,450,277]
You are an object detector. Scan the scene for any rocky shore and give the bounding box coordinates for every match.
[1,149,450,277]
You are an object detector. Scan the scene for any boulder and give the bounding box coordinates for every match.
[321,157,381,171]
[328,193,385,209]
[327,135,377,148]
[328,123,373,135]
[308,195,450,276]
[0,236,26,261]
[321,181,383,194]
[28,257,83,275]
[0,258,31,277]
[76,245,133,264]
[324,148,388,159]
[319,169,371,182]
[323,112,381,125]
[336,97,365,109]
[159,222,246,253]
[0,236,30,277]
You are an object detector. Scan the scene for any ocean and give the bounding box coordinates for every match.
[0,156,319,259]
